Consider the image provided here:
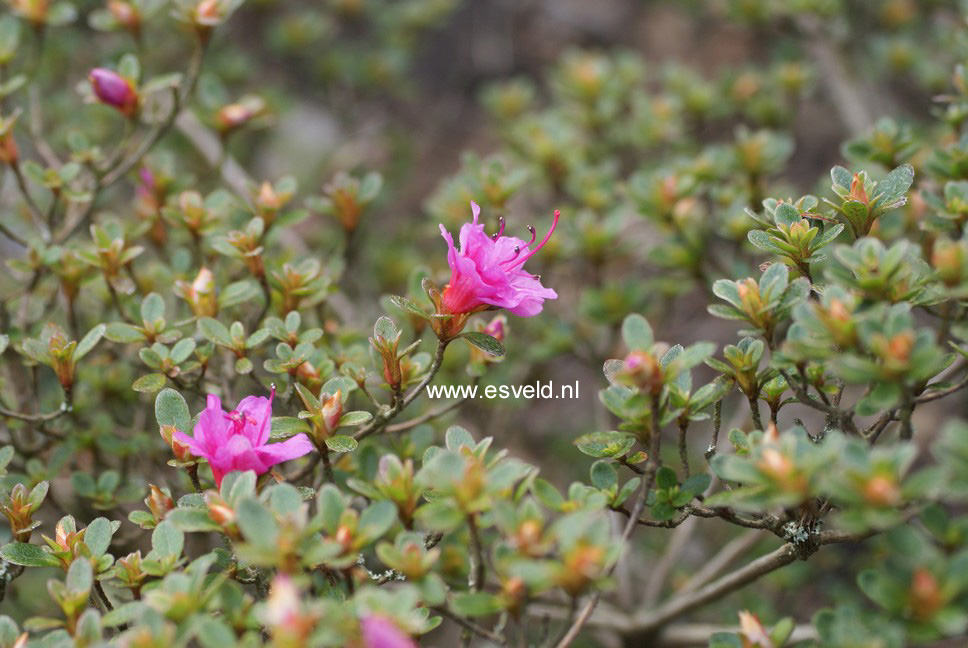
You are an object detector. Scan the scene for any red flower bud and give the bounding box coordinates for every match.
[0,130,18,166]
[108,0,141,35]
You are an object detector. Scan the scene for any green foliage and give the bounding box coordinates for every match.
[1,1,968,647]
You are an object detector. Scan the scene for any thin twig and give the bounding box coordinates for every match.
[678,530,763,594]
[434,606,507,645]
[554,396,662,647]
[354,339,449,440]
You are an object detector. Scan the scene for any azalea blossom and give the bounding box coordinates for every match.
[438,202,558,317]
[361,616,416,648]
[173,388,313,487]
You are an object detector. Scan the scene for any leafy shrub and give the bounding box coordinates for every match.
[1,1,968,647]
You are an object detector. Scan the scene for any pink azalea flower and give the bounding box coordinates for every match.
[439,202,558,317]
[89,68,139,117]
[173,388,313,487]
[361,616,416,648]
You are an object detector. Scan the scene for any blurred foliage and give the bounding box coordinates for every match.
[1,0,968,647]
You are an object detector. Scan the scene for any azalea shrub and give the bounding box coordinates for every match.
[2,1,968,647]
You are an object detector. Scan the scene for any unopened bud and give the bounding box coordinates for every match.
[320,390,343,437]
[514,519,543,556]
[215,96,266,135]
[89,68,139,117]
[849,173,869,204]
[887,331,914,363]
[757,447,807,496]
[12,0,49,25]
[335,524,354,550]
[560,544,606,596]
[189,267,217,317]
[147,484,174,521]
[295,361,321,391]
[160,424,193,461]
[910,569,943,620]
[617,350,663,395]
[863,474,901,507]
[484,315,507,342]
[108,0,141,35]
[738,610,772,647]
[0,130,18,166]
[932,238,966,286]
[205,493,237,533]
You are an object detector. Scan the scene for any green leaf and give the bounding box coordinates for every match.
[872,164,914,211]
[0,542,59,567]
[133,373,167,393]
[460,332,505,357]
[373,316,398,341]
[218,280,260,309]
[74,324,105,361]
[747,229,784,254]
[198,318,231,346]
[388,295,429,320]
[337,411,372,427]
[193,616,236,648]
[531,478,565,511]
[325,435,358,453]
[65,558,93,595]
[269,417,310,439]
[169,338,196,364]
[773,203,801,227]
[140,293,165,322]
[155,388,191,434]
[235,498,278,549]
[856,382,901,416]
[358,500,397,541]
[681,473,711,497]
[450,592,504,617]
[235,357,253,374]
[166,508,219,533]
[831,165,853,192]
[590,460,617,491]
[151,521,184,558]
[573,431,635,458]
[414,500,463,532]
[84,517,113,557]
[621,314,654,351]
[0,446,14,473]
[104,322,144,343]
[655,466,678,490]
[445,426,475,451]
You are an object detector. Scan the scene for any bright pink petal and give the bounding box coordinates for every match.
[438,202,557,318]
[236,395,272,445]
[255,434,313,466]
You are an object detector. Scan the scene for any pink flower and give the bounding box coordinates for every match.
[361,616,416,648]
[439,202,558,317]
[173,388,313,487]
[89,68,138,117]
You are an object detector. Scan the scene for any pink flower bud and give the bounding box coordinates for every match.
[214,96,266,135]
[320,390,343,436]
[108,0,141,35]
[177,267,217,317]
[89,68,139,117]
[484,315,507,342]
